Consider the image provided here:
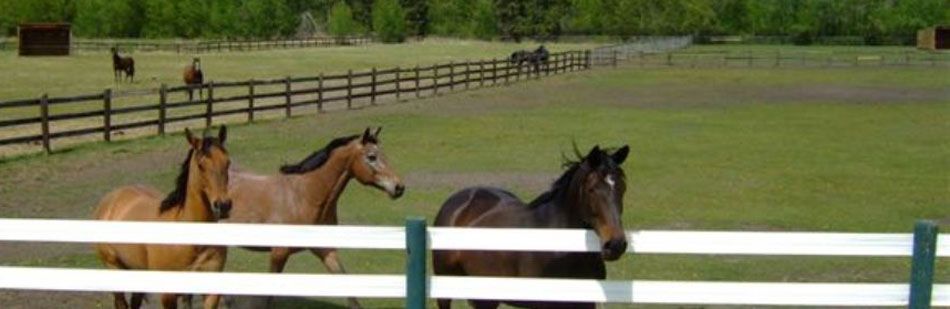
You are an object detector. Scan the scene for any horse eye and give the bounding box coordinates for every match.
[367,154,378,162]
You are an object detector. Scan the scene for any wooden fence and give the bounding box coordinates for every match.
[623,49,950,68]
[0,50,594,153]
[7,36,374,54]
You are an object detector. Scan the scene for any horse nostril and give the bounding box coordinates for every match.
[394,184,405,198]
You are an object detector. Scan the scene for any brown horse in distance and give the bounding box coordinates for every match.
[183,57,204,101]
[433,145,630,309]
[94,127,232,309]
[111,47,135,83]
[225,127,405,309]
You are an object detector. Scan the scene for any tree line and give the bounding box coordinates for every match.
[1,0,947,44]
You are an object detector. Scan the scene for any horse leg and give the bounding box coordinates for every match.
[202,294,221,309]
[160,293,178,309]
[129,293,145,309]
[468,300,499,309]
[188,88,193,102]
[112,292,130,309]
[269,247,291,273]
[311,248,362,309]
[437,299,452,309]
[181,294,193,309]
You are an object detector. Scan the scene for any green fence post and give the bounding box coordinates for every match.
[909,220,938,309]
[405,217,428,309]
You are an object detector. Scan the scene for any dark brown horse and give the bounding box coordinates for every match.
[433,145,630,309]
[225,127,405,309]
[183,57,204,101]
[111,47,135,83]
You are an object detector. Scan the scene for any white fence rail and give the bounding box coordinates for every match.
[0,218,946,307]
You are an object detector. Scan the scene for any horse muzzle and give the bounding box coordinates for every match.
[601,237,628,261]
[212,200,232,220]
[390,184,406,199]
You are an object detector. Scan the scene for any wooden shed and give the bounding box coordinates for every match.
[917,26,949,51]
[18,23,71,56]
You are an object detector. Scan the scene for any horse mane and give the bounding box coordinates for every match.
[160,138,223,212]
[279,134,376,174]
[526,145,619,209]
[527,160,581,208]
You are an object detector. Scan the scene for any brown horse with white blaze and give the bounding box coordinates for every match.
[225,127,405,309]
[94,127,232,309]
[183,57,204,102]
[433,145,630,309]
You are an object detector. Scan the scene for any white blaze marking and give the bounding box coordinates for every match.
[605,175,615,188]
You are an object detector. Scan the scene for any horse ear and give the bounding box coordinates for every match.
[185,128,200,149]
[586,145,603,167]
[218,126,227,145]
[374,127,382,139]
[361,127,372,144]
[611,145,629,165]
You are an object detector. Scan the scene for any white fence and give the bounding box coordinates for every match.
[0,218,947,307]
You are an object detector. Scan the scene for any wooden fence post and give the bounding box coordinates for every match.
[479,60,485,87]
[159,84,167,135]
[40,94,51,153]
[464,61,470,90]
[586,50,591,69]
[395,67,401,100]
[103,89,112,142]
[433,66,439,95]
[285,76,292,117]
[247,80,255,122]
[206,81,214,127]
[414,66,420,98]
[370,67,377,105]
[317,74,324,113]
[491,59,497,86]
[347,69,353,109]
[449,61,455,91]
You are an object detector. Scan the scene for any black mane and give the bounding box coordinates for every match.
[279,134,374,174]
[527,147,620,208]
[160,138,223,212]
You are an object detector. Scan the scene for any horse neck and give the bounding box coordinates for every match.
[533,170,588,229]
[179,158,214,222]
[292,144,358,223]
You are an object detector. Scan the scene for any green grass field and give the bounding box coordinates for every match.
[0,43,948,308]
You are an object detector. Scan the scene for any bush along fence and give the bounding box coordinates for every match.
[0,218,946,307]
[0,37,694,155]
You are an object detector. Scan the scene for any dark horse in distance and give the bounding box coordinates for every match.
[183,57,204,101]
[111,47,135,83]
[509,45,550,74]
[433,144,630,309]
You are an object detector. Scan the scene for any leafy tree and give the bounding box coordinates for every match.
[401,0,428,36]
[372,0,406,42]
[328,1,359,39]
[471,0,497,40]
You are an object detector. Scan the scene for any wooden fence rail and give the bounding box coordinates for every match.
[0,50,600,153]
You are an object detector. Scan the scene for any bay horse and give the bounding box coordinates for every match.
[433,144,630,309]
[111,47,135,83]
[94,126,232,309]
[225,127,405,309]
[183,58,204,102]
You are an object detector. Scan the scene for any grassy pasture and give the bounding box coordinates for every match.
[0,49,948,307]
